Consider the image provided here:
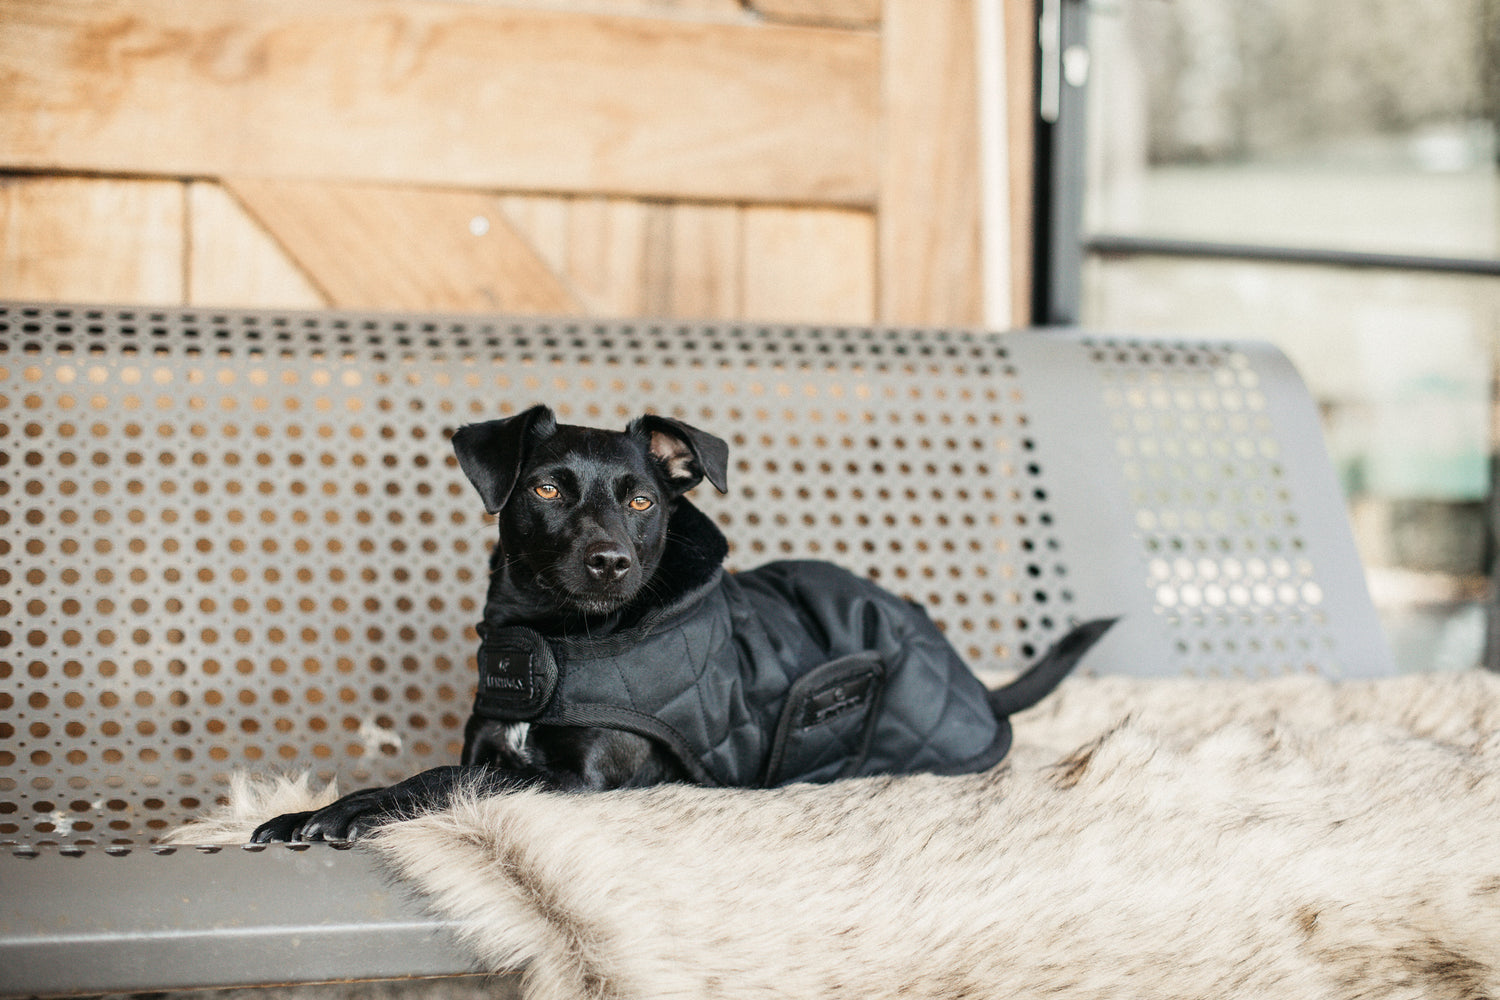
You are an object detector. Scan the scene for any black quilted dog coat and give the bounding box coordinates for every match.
[471,502,1105,787]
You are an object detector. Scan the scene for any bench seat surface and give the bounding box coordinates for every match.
[0,303,1392,995]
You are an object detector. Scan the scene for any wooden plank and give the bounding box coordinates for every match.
[500,196,877,323]
[1005,0,1037,326]
[1,0,879,206]
[659,203,742,319]
[463,0,748,17]
[877,0,984,326]
[224,178,580,313]
[496,195,572,279]
[977,0,1012,329]
[500,195,745,320]
[187,183,325,309]
[0,176,184,304]
[557,196,657,317]
[743,206,875,323]
[746,0,881,28]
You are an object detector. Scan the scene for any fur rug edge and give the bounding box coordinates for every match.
[160,672,1500,1000]
[160,770,342,845]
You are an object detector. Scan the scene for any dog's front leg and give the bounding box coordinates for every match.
[250,765,525,843]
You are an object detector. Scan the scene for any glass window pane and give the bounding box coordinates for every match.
[1085,0,1500,260]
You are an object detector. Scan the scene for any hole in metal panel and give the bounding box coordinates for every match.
[1088,338,1339,679]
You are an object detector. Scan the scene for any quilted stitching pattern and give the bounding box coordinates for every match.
[542,559,1005,786]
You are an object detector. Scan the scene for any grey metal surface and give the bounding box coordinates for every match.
[1013,334,1394,678]
[0,302,1394,992]
[0,844,480,997]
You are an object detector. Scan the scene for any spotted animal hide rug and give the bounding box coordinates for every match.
[168,671,1500,1000]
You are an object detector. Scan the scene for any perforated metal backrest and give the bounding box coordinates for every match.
[0,303,1393,849]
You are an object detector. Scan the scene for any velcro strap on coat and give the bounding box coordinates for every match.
[473,626,558,721]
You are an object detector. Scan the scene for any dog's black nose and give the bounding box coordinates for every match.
[584,543,632,582]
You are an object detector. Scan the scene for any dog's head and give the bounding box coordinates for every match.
[452,405,729,616]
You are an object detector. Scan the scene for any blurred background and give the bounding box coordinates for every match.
[1067,0,1499,672]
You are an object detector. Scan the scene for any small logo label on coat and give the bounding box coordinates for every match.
[481,654,534,693]
[798,673,877,730]
[474,630,558,720]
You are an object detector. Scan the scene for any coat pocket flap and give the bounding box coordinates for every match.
[763,653,885,786]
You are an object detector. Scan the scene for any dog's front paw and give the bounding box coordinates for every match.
[251,766,476,843]
[251,809,319,843]
[250,789,390,843]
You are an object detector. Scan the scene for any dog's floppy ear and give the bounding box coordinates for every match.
[630,414,730,496]
[452,405,557,514]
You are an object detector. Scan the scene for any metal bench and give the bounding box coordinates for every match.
[0,302,1393,996]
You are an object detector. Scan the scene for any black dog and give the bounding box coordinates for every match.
[252,406,1112,842]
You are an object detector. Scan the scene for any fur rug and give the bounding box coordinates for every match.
[168,672,1500,1000]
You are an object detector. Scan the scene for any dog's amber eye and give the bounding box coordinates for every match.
[628,496,654,512]
[533,484,560,500]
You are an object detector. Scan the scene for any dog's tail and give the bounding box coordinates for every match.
[986,617,1118,716]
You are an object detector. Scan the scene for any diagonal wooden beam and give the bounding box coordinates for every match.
[187,182,326,309]
[745,0,882,29]
[225,178,580,314]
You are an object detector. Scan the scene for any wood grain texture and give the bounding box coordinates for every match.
[746,0,882,28]
[0,176,184,304]
[1,0,879,205]
[499,194,878,323]
[743,206,875,322]
[187,183,325,309]
[877,0,984,326]
[659,202,742,319]
[498,192,668,317]
[225,178,579,313]
[501,195,746,319]
[463,0,747,16]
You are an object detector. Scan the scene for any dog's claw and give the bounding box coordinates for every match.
[252,792,393,843]
[251,810,315,843]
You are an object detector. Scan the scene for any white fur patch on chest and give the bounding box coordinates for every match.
[502,721,533,760]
